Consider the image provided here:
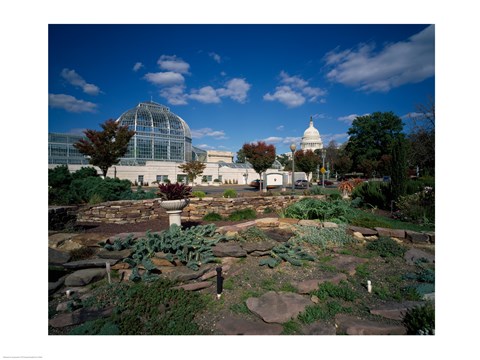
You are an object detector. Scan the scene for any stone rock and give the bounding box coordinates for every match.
[329,254,368,276]
[278,218,299,225]
[405,230,430,244]
[298,219,321,227]
[97,248,132,260]
[322,222,339,228]
[255,218,279,228]
[173,281,212,291]
[364,235,378,241]
[404,248,435,265]
[151,257,175,267]
[310,295,320,304]
[48,233,78,249]
[347,226,378,236]
[264,229,294,243]
[212,243,247,257]
[234,220,257,230]
[335,314,406,335]
[216,225,239,235]
[374,227,406,239]
[216,315,283,335]
[49,275,67,295]
[63,258,118,269]
[353,231,365,240]
[49,247,71,265]
[64,268,107,286]
[293,273,348,294]
[426,232,435,244]
[246,291,312,323]
[49,306,114,328]
[241,241,276,253]
[161,265,211,282]
[71,233,110,247]
[200,264,231,280]
[111,262,130,270]
[250,250,272,257]
[370,301,424,320]
[302,321,337,335]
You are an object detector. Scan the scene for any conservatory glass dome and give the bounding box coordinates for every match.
[116,101,192,164]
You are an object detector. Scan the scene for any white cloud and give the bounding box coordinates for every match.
[67,128,87,135]
[264,85,306,108]
[338,113,369,124]
[157,55,190,74]
[217,78,251,103]
[262,136,283,144]
[160,85,188,105]
[188,86,221,104]
[133,62,144,72]
[264,71,327,107]
[60,68,101,96]
[322,133,349,144]
[276,125,285,131]
[49,94,97,113]
[188,78,251,104]
[191,128,227,139]
[209,52,222,63]
[196,144,215,150]
[283,136,302,145]
[325,25,435,92]
[220,71,227,76]
[144,72,185,86]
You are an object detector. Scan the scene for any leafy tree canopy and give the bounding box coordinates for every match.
[73,119,135,177]
[295,149,321,187]
[242,141,276,190]
[178,161,207,185]
[346,111,404,177]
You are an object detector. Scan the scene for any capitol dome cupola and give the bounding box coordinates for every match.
[300,116,323,151]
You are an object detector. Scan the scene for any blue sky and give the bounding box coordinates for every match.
[48,24,434,157]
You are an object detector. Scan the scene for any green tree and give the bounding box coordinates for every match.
[235,148,246,163]
[295,149,320,188]
[407,97,435,176]
[277,153,292,171]
[390,137,408,202]
[73,119,135,178]
[346,112,404,177]
[242,141,276,191]
[178,160,207,185]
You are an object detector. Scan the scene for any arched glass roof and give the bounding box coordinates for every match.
[116,101,192,163]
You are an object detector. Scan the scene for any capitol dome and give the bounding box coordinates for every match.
[300,117,323,151]
[116,101,192,164]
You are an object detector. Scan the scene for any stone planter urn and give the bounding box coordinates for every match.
[159,199,190,227]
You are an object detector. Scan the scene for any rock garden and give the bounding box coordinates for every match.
[49,195,435,336]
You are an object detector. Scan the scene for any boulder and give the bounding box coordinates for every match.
[241,241,276,253]
[49,248,71,265]
[405,230,430,244]
[293,273,348,294]
[212,243,247,257]
[64,268,107,286]
[298,219,321,227]
[49,306,114,328]
[255,218,279,228]
[374,227,406,239]
[97,249,132,260]
[347,226,378,236]
[329,254,368,276]
[404,248,435,265]
[370,301,424,320]
[172,281,212,291]
[335,314,406,335]
[63,258,118,269]
[71,233,110,247]
[322,222,339,228]
[302,321,337,335]
[246,291,312,323]
[216,315,283,335]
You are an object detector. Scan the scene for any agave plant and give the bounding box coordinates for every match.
[157,182,192,200]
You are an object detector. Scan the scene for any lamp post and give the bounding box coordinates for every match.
[321,149,326,188]
[290,143,296,191]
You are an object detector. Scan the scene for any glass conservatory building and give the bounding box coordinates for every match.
[117,101,192,165]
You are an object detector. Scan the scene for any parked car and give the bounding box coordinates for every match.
[317,180,334,186]
[248,179,279,190]
[294,179,309,188]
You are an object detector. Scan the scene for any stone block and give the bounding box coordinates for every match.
[405,230,430,244]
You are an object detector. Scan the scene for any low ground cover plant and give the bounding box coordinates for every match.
[228,208,256,221]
